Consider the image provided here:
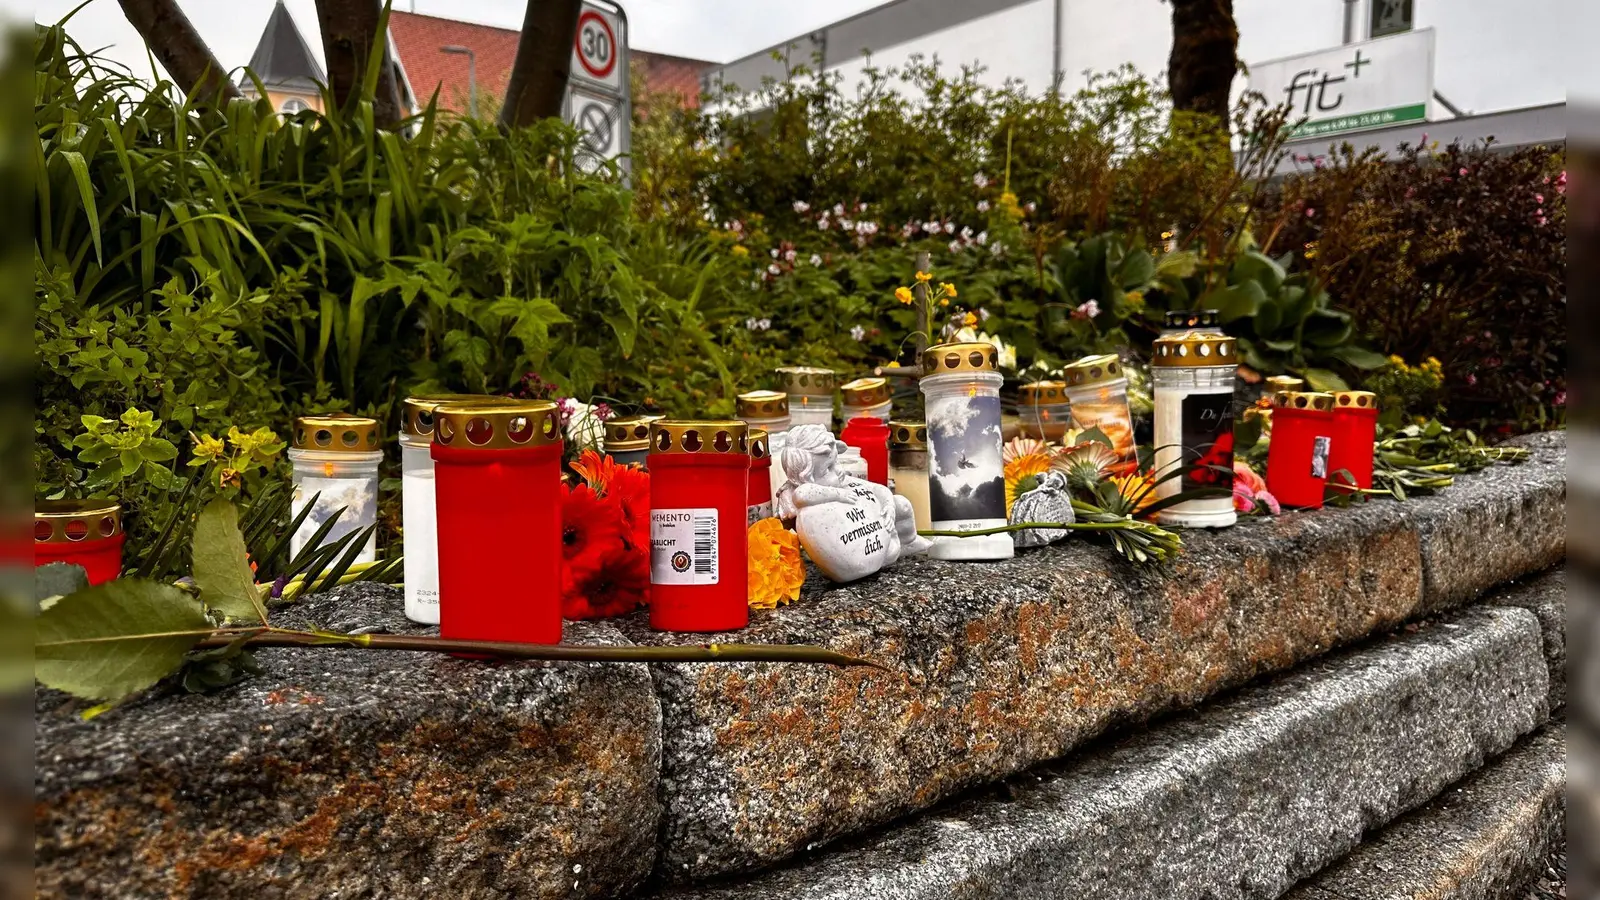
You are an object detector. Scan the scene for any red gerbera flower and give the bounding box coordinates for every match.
[610,464,651,549]
[562,540,650,619]
[562,483,625,580]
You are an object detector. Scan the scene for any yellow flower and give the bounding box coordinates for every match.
[942,282,958,298]
[914,270,933,283]
[962,312,978,327]
[1111,470,1157,517]
[731,245,749,257]
[748,517,804,609]
[999,191,1023,219]
[1303,240,1318,260]
[1003,452,1054,517]
[894,286,914,305]
[939,298,950,307]
[1124,290,1145,309]
[191,433,225,462]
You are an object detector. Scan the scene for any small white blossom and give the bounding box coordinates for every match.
[839,217,854,231]
[770,248,780,259]
[991,241,1005,257]
[972,172,990,188]
[784,249,797,262]
[960,226,974,241]
[850,325,866,341]
[944,222,957,234]
[768,263,781,275]
[1025,201,1037,213]
[817,218,830,231]
[977,200,991,212]
[758,317,772,330]
[856,221,879,236]
[948,239,961,253]
[793,200,810,213]
[1076,299,1101,319]
[976,230,988,245]
[902,223,916,237]
[746,317,760,330]
[810,253,823,266]
[978,307,991,321]
[857,202,868,212]
[922,221,940,233]
[833,203,846,216]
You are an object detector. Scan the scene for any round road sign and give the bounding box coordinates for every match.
[576,100,615,153]
[575,10,617,80]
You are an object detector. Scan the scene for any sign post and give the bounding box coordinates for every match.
[1248,29,1435,140]
[563,0,631,176]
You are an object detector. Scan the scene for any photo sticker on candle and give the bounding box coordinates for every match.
[1179,393,1236,491]
[651,507,719,584]
[1311,436,1332,479]
[927,392,1006,524]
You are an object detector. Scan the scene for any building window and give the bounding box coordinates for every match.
[280,97,309,114]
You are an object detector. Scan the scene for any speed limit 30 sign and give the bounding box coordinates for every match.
[571,4,624,92]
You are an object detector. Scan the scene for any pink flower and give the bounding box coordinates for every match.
[1305,207,1315,217]
[1233,460,1267,495]
[1465,373,1477,386]
[1072,299,1101,320]
[1233,480,1281,516]
[1535,193,1545,204]
[1459,167,1469,176]
[1555,390,1567,407]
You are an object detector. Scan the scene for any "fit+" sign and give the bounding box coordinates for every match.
[1283,50,1372,115]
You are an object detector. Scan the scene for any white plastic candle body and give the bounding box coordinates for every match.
[288,447,381,564]
[889,448,932,532]
[1151,341,1238,528]
[921,369,1013,560]
[841,399,892,424]
[399,434,440,623]
[837,446,869,480]
[787,395,833,428]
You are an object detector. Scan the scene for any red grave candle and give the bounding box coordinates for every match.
[431,400,564,645]
[648,420,750,633]
[747,430,774,525]
[1266,391,1338,509]
[840,416,890,486]
[1328,390,1379,492]
[35,499,124,584]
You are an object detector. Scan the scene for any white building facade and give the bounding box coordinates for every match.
[703,0,1589,160]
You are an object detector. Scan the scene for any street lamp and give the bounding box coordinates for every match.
[439,45,478,119]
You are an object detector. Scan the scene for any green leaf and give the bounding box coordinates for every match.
[1327,344,1390,369]
[1205,281,1267,323]
[1301,368,1350,392]
[192,499,267,623]
[35,580,213,703]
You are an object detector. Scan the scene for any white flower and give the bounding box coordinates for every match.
[758,318,772,330]
[793,200,810,213]
[745,317,760,330]
[977,200,991,212]
[976,230,988,245]
[856,221,879,236]
[991,241,1005,257]
[833,203,846,216]
[1076,299,1101,319]
[901,223,916,237]
[770,248,780,258]
[1025,201,1037,213]
[562,400,606,450]
[948,239,961,253]
[768,263,781,275]
[944,222,957,234]
[857,202,868,212]
[978,307,991,321]
[810,253,823,266]
[784,249,797,262]
[730,220,744,233]
[839,217,854,231]
[922,221,940,233]
[960,226,974,241]
[850,325,866,341]
[973,172,990,188]
[953,327,1016,370]
[817,218,830,231]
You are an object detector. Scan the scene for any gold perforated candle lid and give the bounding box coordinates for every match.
[775,366,836,397]
[650,419,750,455]
[1164,309,1221,330]
[1061,353,1125,387]
[401,394,499,438]
[1019,380,1068,406]
[749,429,771,461]
[1152,332,1238,367]
[292,415,381,452]
[1265,375,1305,392]
[35,499,121,544]
[889,420,929,450]
[922,341,1001,376]
[432,400,562,449]
[1274,391,1335,411]
[736,390,789,418]
[840,377,891,408]
[606,415,654,451]
[1334,391,1378,410]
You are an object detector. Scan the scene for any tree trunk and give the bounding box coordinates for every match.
[500,0,583,129]
[314,0,405,129]
[115,0,241,106]
[1167,0,1239,125]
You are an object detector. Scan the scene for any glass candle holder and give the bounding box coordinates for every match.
[604,416,654,468]
[288,415,382,565]
[1329,391,1379,492]
[432,400,564,644]
[837,446,868,481]
[1161,309,1221,335]
[1062,354,1135,468]
[34,499,123,584]
[1151,332,1239,528]
[920,341,1013,561]
[648,420,751,633]
[888,421,931,532]
[747,430,774,524]
[737,390,792,498]
[1267,391,1337,509]
[400,394,496,625]
[1017,380,1072,443]
[775,366,836,428]
[840,416,890,485]
[840,376,893,424]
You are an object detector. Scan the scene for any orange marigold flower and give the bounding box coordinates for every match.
[748,517,804,609]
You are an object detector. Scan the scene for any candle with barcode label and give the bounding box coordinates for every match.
[747,430,775,524]
[648,420,751,632]
[1266,391,1337,509]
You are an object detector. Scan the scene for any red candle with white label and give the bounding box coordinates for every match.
[1328,390,1379,492]
[648,420,750,633]
[431,400,564,645]
[35,500,124,584]
[1266,391,1337,509]
[840,416,890,486]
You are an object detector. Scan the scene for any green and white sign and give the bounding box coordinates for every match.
[1249,29,1434,139]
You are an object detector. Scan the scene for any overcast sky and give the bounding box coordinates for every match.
[18,0,888,75]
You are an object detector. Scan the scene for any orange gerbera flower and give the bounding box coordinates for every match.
[748,517,804,609]
[1003,452,1054,516]
[1110,470,1158,518]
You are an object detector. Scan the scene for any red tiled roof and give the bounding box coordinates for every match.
[387,10,710,113]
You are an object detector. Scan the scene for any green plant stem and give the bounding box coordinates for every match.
[190,628,884,669]
[918,521,1135,537]
[265,559,393,601]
